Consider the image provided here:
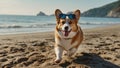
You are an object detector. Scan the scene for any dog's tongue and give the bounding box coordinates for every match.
[64,31,69,37]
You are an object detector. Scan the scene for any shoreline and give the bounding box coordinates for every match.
[0,24,120,68]
[0,23,119,36]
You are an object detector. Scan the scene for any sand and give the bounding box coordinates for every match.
[0,24,120,68]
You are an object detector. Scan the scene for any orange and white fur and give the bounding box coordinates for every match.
[54,9,83,63]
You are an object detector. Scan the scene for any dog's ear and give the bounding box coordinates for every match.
[74,9,81,20]
[55,9,62,20]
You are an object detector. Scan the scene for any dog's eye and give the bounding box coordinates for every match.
[69,21,72,24]
[62,21,65,24]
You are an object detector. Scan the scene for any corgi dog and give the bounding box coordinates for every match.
[54,9,83,63]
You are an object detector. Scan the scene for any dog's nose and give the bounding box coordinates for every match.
[65,26,68,31]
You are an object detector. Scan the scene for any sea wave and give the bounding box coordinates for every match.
[0,22,117,29]
[0,24,56,28]
[79,22,118,25]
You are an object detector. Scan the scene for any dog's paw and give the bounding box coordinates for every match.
[68,52,74,56]
[55,58,62,63]
[63,51,74,56]
[63,51,67,56]
[68,48,77,56]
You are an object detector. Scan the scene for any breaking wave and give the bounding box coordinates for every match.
[0,22,117,29]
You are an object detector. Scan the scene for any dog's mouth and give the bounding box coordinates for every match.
[62,29,71,37]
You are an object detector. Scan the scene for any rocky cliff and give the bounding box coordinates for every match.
[107,7,120,17]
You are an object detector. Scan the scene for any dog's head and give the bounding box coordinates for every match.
[55,9,81,37]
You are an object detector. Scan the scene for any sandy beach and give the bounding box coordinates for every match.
[0,24,120,68]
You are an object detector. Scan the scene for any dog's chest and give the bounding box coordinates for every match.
[57,39,77,50]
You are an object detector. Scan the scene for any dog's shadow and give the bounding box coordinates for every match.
[59,53,120,68]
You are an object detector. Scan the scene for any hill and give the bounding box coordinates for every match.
[37,11,47,16]
[81,1,120,17]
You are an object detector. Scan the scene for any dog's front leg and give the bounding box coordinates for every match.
[54,46,63,63]
[68,48,77,56]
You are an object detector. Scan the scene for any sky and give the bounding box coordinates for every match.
[0,0,118,15]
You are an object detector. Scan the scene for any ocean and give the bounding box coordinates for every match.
[0,15,120,35]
